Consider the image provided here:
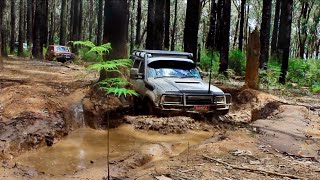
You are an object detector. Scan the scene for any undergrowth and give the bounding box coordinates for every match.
[200,49,319,93]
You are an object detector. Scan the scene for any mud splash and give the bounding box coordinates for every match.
[13,125,212,176]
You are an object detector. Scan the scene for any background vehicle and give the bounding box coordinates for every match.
[46,45,75,62]
[129,50,231,117]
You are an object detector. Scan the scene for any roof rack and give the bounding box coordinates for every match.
[132,50,193,59]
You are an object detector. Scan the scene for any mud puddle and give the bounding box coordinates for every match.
[13,124,213,176]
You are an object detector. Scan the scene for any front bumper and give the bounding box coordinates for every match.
[158,93,232,114]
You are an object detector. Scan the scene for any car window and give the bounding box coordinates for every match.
[55,46,70,52]
[133,59,141,68]
[139,61,145,74]
[147,60,200,78]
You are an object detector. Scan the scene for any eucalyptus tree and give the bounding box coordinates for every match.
[184,0,201,63]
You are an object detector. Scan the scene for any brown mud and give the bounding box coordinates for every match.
[0,58,319,179]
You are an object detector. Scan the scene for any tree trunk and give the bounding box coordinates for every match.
[18,0,25,57]
[215,0,223,52]
[60,0,67,45]
[238,0,246,51]
[69,0,74,41]
[71,0,81,52]
[232,5,240,49]
[103,0,128,60]
[219,0,231,73]
[88,0,94,41]
[49,0,55,45]
[278,0,293,84]
[244,29,260,90]
[259,0,272,69]
[271,0,280,56]
[164,0,170,49]
[130,0,135,53]
[298,2,310,59]
[10,0,16,54]
[97,0,104,45]
[146,0,166,50]
[184,0,201,63]
[27,0,33,47]
[135,0,142,47]
[170,0,178,51]
[206,0,217,50]
[42,0,49,47]
[0,0,4,68]
[32,0,47,59]
[79,0,83,39]
[0,0,7,57]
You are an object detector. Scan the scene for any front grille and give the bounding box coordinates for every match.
[186,96,213,105]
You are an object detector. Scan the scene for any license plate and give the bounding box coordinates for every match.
[194,105,209,112]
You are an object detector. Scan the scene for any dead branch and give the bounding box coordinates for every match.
[202,154,305,179]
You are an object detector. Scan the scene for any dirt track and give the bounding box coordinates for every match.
[0,58,320,179]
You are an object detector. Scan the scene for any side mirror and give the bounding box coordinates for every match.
[130,68,143,79]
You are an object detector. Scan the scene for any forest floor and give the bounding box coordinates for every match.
[0,58,319,180]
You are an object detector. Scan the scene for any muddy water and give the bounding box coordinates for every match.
[14,125,212,176]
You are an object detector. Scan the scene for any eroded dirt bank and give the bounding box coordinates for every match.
[1,58,320,180]
[0,58,98,159]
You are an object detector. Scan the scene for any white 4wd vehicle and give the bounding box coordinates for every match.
[129,50,231,117]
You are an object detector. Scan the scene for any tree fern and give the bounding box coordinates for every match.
[71,40,136,97]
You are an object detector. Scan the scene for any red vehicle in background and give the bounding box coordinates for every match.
[46,45,75,62]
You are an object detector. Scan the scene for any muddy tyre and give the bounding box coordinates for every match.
[144,99,157,116]
[216,109,229,116]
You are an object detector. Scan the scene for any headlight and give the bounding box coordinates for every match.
[162,95,182,104]
[215,96,226,104]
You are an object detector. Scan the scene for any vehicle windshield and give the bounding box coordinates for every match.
[55,46,70,52]
[147,60,201,79]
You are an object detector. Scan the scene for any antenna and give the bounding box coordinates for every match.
[208,49,213,94]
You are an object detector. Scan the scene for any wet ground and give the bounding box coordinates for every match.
[14,125,212,176]
[0,58,320,179]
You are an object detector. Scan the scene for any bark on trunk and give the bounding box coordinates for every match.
[10,0,15,54]
[32,0,47,59]
[259,0,272,68]
[60,0,67,45]
[27,0,33,47]
[170,0,178,51]
[219,0,231,73]
[298,2,310,59]
[206,0,217,50]
[184,0,201,63]
[146,0,166,50]
[277,0,293,84]
[130,0,135,53]
[0,0,7,57]
[238,0,246,51]
[215,0,223,52]
[49,0,55,45]
[164,0,170,49]
[18,0,25,57]
[135,0,142,47]
[103,0,128,60]
[244,29,260,90]
[271,0,281,56]
[97,0,104,45]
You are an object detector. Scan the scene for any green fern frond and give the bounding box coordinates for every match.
[87,59,132,71]
[98,78,129,87]
[103,87,138,97]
